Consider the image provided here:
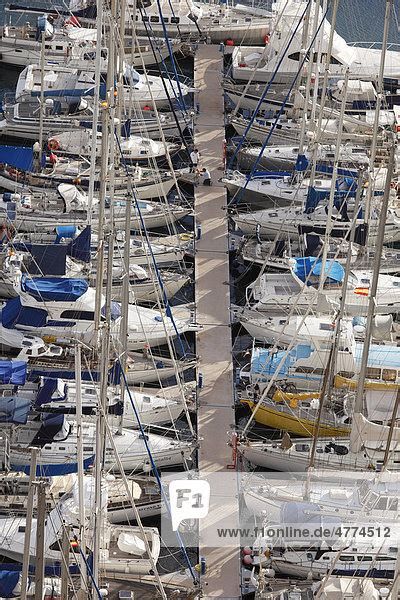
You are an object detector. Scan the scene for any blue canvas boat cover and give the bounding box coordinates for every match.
[0,145,45,172]
[35,378,67,407]
[15,455,95,477]
[0,397,31,424]
[293,257,344,285]
[0,360,27,385]
[1,297,47,329]
[0,570,20,598]
[21,276,88,302]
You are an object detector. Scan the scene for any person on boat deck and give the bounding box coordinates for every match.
[190,148,200,172]
[201,167,211,186]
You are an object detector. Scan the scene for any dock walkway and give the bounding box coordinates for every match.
[194,45,241,600]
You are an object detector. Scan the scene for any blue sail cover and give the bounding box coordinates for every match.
[21,276,88,302]
[293,257,344,285]
[0,570,21,598]
[0,360,27,385]
[0,397,30,424]
[0,145,45,172]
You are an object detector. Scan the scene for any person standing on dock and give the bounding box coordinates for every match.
[201,167,211,186]
[190,148,200,172]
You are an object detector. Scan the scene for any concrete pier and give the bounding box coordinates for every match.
[194,45,241,599]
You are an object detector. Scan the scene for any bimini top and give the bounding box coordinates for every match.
[293,257,344,285]
[21,276,89,302]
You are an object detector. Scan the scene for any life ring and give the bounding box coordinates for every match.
[48,138,60,152]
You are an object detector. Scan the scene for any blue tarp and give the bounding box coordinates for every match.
[0,360,27,385]
[0,145,45,172]
[21,276,88,302]
[1,297,47,329]
[293,256,344,284]
[0,571,20,598]
[0,397,30,424]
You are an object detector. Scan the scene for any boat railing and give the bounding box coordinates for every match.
[347,41,400,51]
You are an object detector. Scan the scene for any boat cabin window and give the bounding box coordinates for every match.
[295,366,314,373]
[142,15,149,21]
[83,446,92,451]
[339,555,354,562]
[319,323,335,331]
[56,45,63,50]
[171,16,180,23]
[382,369,396,381]
[338,371,355,379]
[150,16,159,22]
[313,368,324,375]
[294,444,310,452]
[358,556,372,561]
[365,367,381,380]
[60,310,95,321]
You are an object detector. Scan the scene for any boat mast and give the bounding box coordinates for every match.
[308,0,339,189]
[118,0,131,435]
[37,31,45,169]
[317,68,349,291]
[294,0,321,175]
[75,343,88,597]
[87,0,103,223]
[349,138,396,452]
[20,448,39,600]
[92,0,116,586]
[362,0,393,244]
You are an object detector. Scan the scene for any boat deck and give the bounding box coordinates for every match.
[194,45,240,599]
